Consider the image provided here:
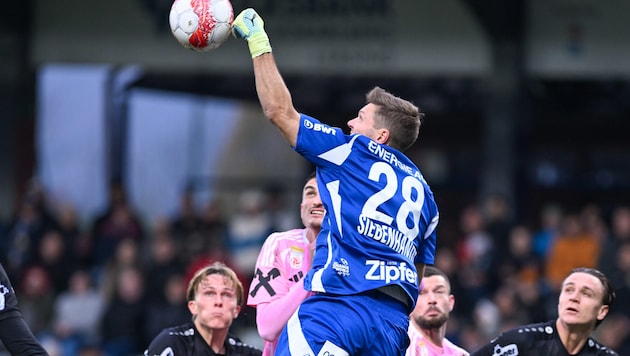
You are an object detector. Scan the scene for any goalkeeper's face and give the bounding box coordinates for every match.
[347,104,381,141]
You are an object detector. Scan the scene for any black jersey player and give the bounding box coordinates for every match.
[471,267,618,356]
[145,262,261,356]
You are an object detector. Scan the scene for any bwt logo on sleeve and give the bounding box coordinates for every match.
[303,119,336,135]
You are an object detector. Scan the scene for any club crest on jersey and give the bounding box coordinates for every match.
[289,246,304,269]
[333,258,350,277]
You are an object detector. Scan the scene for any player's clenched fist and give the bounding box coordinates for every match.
[232,8,272,58]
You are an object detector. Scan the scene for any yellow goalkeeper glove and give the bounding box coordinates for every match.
[232,8,272,58]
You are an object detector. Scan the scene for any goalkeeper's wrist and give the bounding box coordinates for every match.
[248,32,272,58]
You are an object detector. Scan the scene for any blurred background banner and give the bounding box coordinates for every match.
[28,0,630,77]
[30,0,490,75]
[527,0,630,77]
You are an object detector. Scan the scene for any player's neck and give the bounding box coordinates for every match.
[417,324,447,347]
[195,322,228,354]
[305,228,320,243]
[555,318,591,354]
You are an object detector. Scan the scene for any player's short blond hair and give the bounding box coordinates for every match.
[186,261,244,306]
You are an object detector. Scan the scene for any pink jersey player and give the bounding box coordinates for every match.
[247,174,323,356]
[407,325,469,356]
[407,266,469,356]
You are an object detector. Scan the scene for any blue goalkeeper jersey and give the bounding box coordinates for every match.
[294,114,438,309]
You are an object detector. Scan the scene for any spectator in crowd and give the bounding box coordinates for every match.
[101,266,146,355]
[265,183,299,232]
[145,261,262,355]
[545,213,600,291]
[177,198,229,268]
[471,267,618,356]
[247,172,322,355]
[171,186,207,261]
[33,229,75,294]
[143,273,190,343]
[532,203,563,258]
[595,312,630,355]
[90,179,144,268]
[143,227,185,305]
[52,269,105,355]
[606,241,630,318]
[489,286,528,332]
[512,274,549,329]
[471,297,501,343]
[225,189,274,278]
[494,225,543,289]
[580,204,608,245]
[1,191,57,282]
[98,237,143,303]
[54,203,90,268]
[199,199,228,250]
[456,204,494,316]
[598,205,630,287]
[407,266,469,356]
[482,193,514,257]
[18,265,56,338]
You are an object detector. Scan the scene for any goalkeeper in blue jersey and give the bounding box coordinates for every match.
[232,9,439,356]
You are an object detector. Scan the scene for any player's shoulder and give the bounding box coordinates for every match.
[469,321,553,356]
[491,320,556,345]
[158,324,195,339]
[225,334,262,355]
[511,320,556,335]
[584,338,619,355]
[145,324,194,355]
[263,229,306,248]
[443,338,470,355]
[266,229,305,241]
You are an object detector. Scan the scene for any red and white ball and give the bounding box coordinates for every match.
[169,0,234,52]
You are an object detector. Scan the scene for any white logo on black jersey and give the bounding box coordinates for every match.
[492,343,518,356]
[0,283,9,311]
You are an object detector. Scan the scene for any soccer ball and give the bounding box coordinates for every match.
[169,0,234,52]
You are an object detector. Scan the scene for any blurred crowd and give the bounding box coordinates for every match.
[1,178,629,355]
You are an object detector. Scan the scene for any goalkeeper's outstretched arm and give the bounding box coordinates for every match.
[232,8,300,147]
